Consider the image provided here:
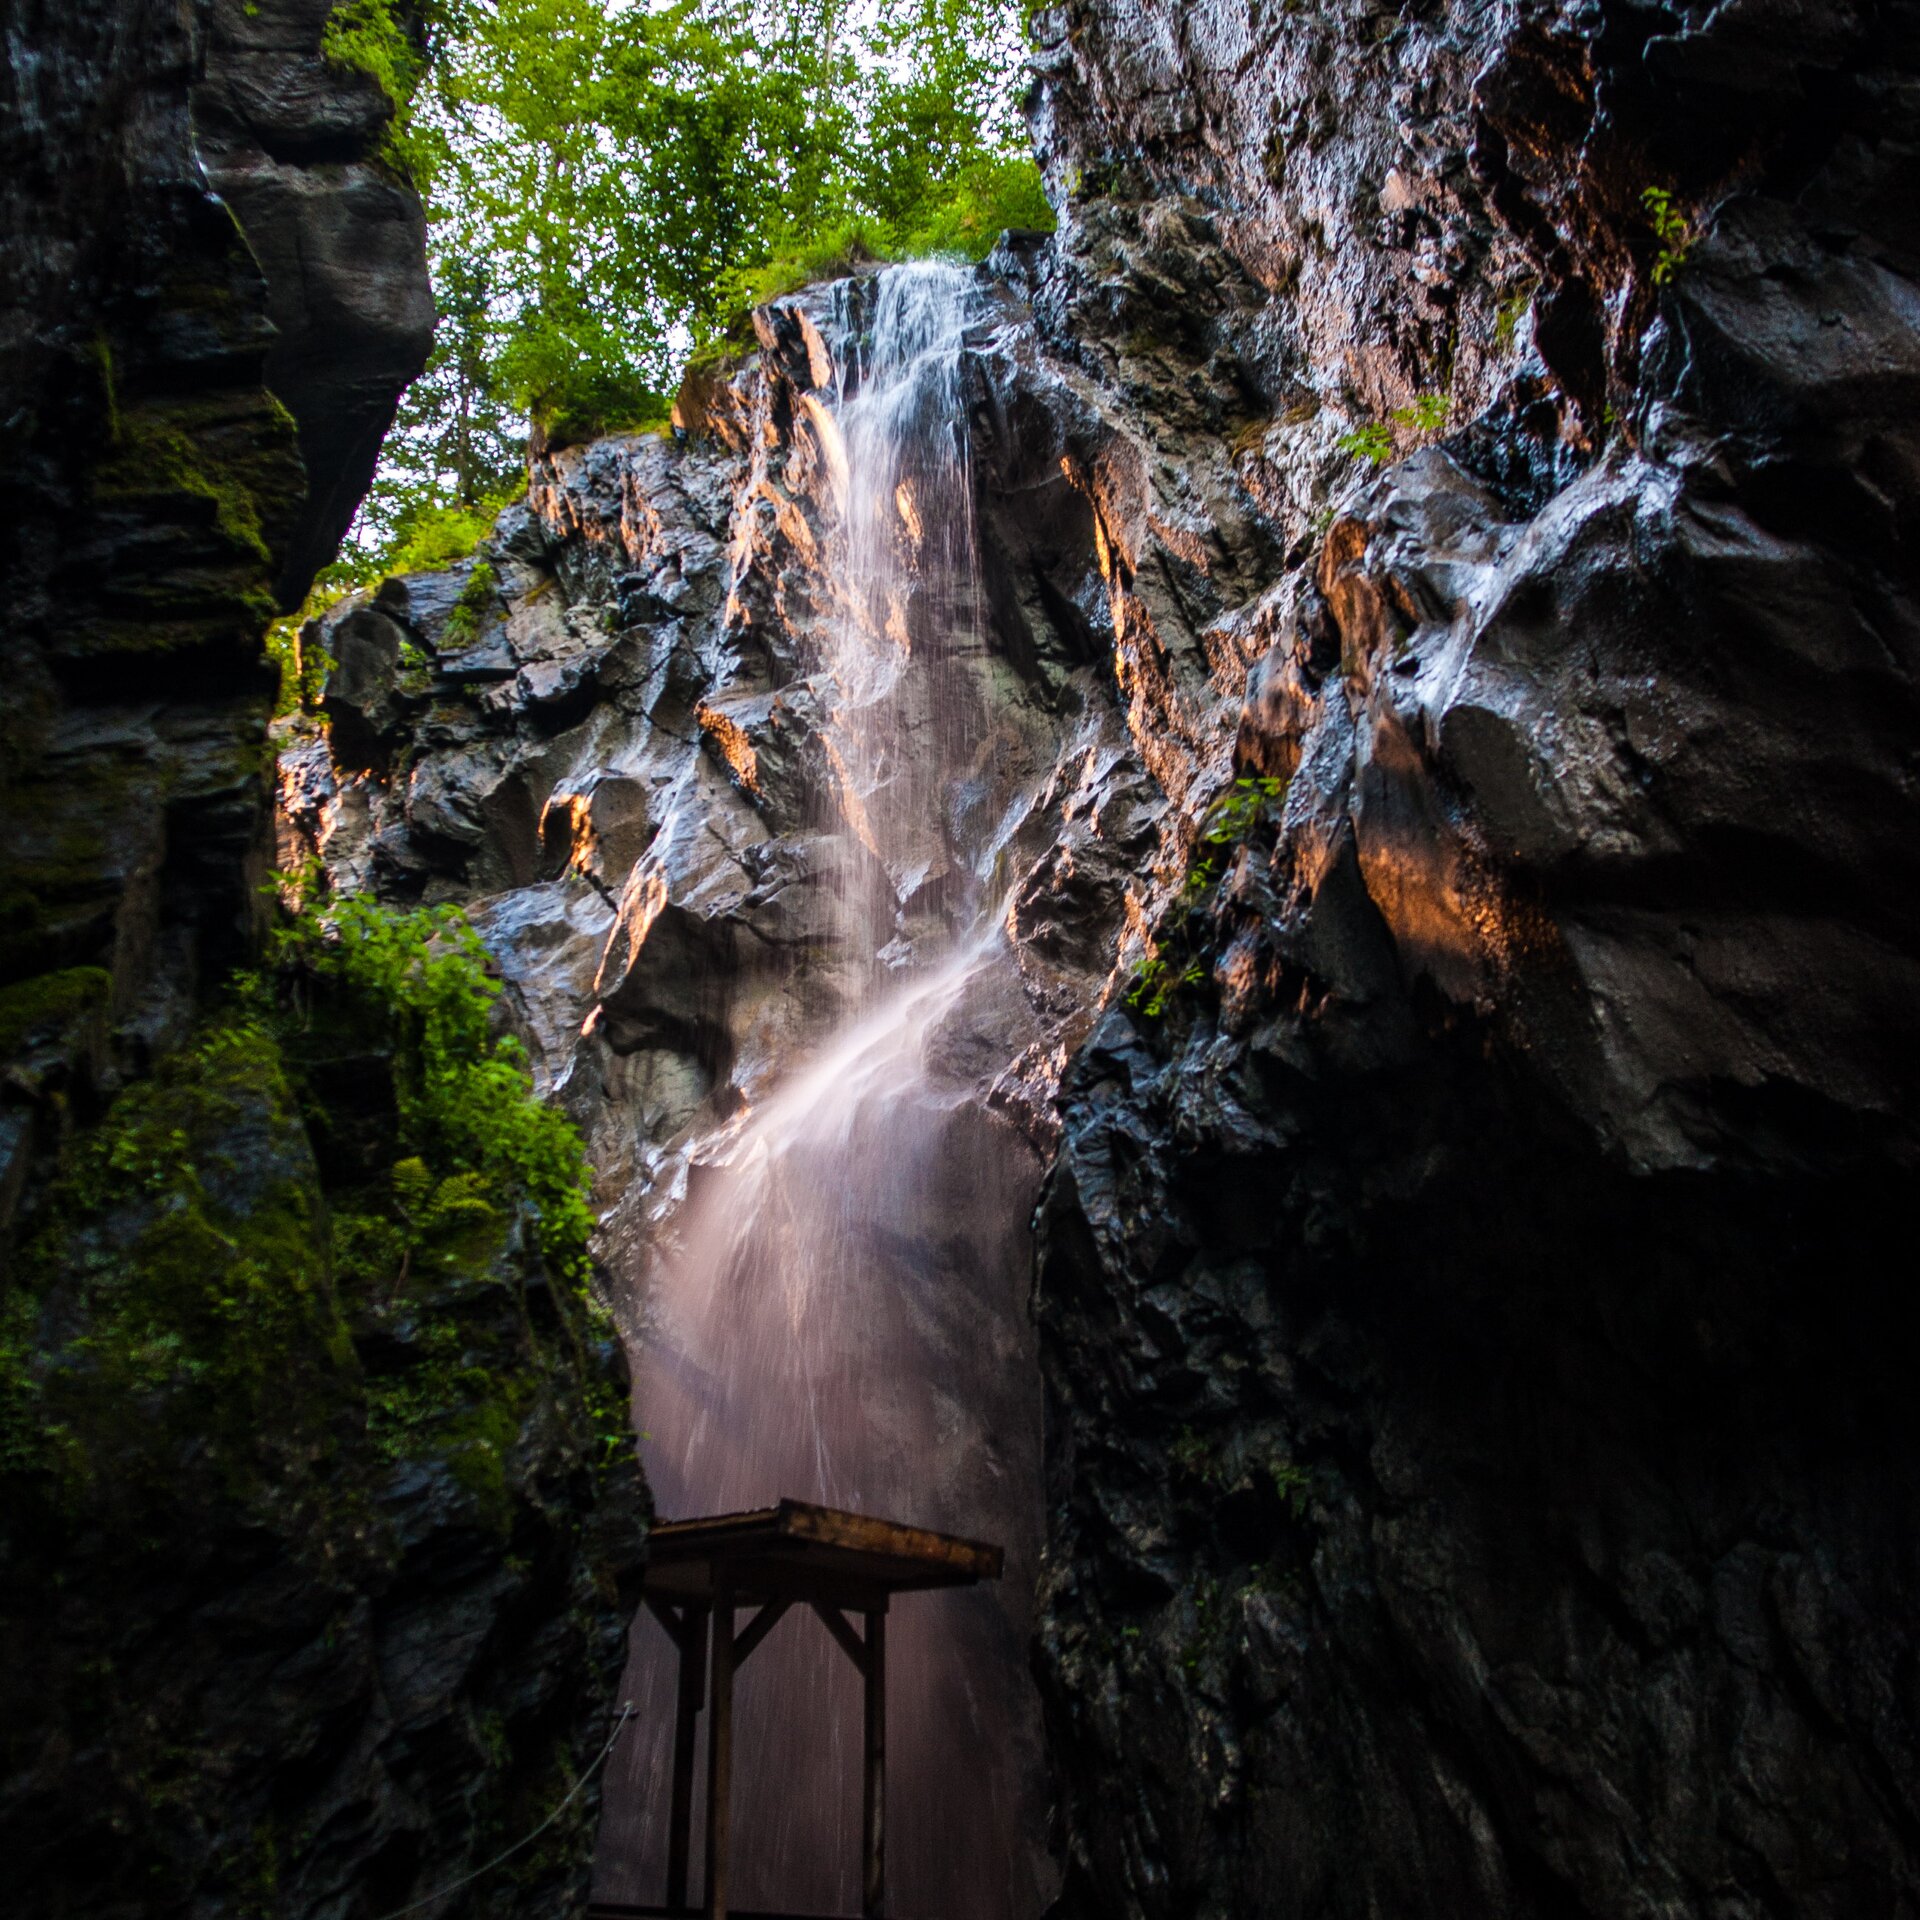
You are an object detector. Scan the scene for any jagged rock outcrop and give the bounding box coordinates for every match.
[275,281,1158,1215]
[2,11,641,1920]
[1020,0,1920,1915]
[0,0,433,1213]
[274,277,1163,1914]
[262,0,1919,1910]
[193,0,437,603]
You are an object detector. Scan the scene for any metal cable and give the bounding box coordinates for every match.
[372,1702,637,1920]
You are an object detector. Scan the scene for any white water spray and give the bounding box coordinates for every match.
[600,262,1052,1920]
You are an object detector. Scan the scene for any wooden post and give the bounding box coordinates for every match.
[667,1603,709,1913]
[705,1576,735,1920]
[862,1609,886,1919]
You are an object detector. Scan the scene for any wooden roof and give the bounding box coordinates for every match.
[643,1499,1003,1612]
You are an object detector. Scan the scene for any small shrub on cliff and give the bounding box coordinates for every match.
[322,0,455,182]
[1641,186,1693,285]
[1337,421,1394,466]
[1126,777,1288,1020]
[441,557,500,646]
[1393,392,1449,436]
[267,892,595,1284]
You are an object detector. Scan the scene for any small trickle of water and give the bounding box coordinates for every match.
[601,262,1051,1920]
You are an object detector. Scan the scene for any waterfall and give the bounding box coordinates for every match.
[600,262,1052,1920]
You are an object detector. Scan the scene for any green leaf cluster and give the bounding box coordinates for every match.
[1126,777,1288,1021]
[1642,185,1693,286]
[1336,420,1394,466]
[339,0,1052,572]
[267,892,596,1286]
[1337,392,1448,469]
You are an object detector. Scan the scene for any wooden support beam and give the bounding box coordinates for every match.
[705,1575,736,1920]
[666,1603,709,1912]
[862,1610,886,1920]
[645,1593,693,1650]
[731,1598,792,1670]
[809,1601,869,1676]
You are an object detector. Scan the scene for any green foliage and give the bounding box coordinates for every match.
[1493,288,1533,353]
[1393,391,1449,436]
[1338,394,1446,469]
[0,966,110,1057]
[321,0,457,182]
[341,0,1050,562]
[1642,185,1693,285]
[1268,1456,1312,1517]
[1126,777,1289,1021]
[0,1024,351,1500]
[269,892,596,1284]
[305,488,521,615]
[1336,420,1394,466]
[97,401,280,566]
[1201,773,1286,847]
[442,558,500,645]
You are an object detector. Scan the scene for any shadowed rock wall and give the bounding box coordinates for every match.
[0,0,432,1208]
[2,12,642,1920]
[1020,0,1920,1914]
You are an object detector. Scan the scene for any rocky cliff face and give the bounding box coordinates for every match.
[2,11,642,1919]
[255,0,1918,1911]
[276,271,1158,1914]
[1019,0,1920,1914]
[1,0,431,1204]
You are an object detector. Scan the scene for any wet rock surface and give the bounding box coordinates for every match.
[277,278,1170,1913]
[1,12,627,1920]
[1021,0,1920,1913]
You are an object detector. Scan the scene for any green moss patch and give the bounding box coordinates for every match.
[0,966,110,1057]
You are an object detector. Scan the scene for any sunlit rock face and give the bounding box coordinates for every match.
[1019,0,1920,1914]
[280,0,1920,1909]
[280,270,1168,1915]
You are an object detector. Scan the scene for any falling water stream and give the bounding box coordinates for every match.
[599,263,1053,1919]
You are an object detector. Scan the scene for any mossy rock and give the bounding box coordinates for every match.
[0,966,110,1059]
[1,953,646,1918]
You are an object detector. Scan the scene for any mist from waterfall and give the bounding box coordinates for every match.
[599,262,1052,1920]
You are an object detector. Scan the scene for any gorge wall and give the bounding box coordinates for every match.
[1020,0,1920,1915]
[2,7,643,1917]
[5,0,1917,1913]
[285,0,1920,1912]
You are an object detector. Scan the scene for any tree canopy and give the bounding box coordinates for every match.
[321,0,1050,581]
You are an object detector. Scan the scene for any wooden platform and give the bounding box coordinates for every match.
[639,1499,1003,1920]
[646,1499,1002,1611]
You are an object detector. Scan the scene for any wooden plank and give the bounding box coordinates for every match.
[809,1601,869,1676]
[863,1610,886,1920]
[645,1559,895,1616]
[589,1908,889,1920]
[731,1598,792,1669]
[705,1578,736,1920]
[646,1593,694,1651]
[647,1499,1003,1588]
[666,1603,709,1911]
[781,1502,1002,1581]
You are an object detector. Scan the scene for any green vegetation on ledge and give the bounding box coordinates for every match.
[3,880,629,1549]
[0,883,640,1912]
[335,0,1050,574]
[1127,776,1288,1020]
